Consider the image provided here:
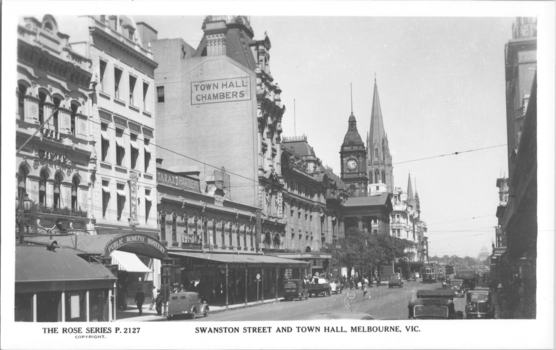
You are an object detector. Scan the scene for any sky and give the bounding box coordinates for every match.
[135,15,514,258]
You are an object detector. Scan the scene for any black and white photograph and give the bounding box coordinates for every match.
[2,1,554,349]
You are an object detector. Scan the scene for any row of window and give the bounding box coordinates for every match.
[18,167,83,212]
[100,122,152,173]
[160,215,258,249]
[18,85,82,137]
[99,61,152,112]
[101,180,152,223]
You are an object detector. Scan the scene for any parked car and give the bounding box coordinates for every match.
[388,277,403,288]
[465,288,495,319]
[330,280,343,294]
[167,291,209,320]
[283,279,309,301]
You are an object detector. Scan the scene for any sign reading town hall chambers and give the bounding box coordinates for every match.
[191,77,251,105]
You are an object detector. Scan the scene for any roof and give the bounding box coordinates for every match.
[283,140,316,157]
[169,251,308,268]
[342,113,364,146]
[409,298,453,306]
[416,289,456,299]
[16,245,116,291]
[344,192,390,207]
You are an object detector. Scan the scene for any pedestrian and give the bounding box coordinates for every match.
[149,285,157,310]
[135,287,145,315]
[376,276,381,288]
[363,282,370,299]
[155,289,163,316]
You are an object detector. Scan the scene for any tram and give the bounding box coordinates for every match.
[420,264,446,283]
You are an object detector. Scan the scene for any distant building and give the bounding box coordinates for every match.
[478,245,490,261]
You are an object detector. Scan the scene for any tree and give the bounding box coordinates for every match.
[330,228,367,278]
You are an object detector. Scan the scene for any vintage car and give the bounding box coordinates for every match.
[283,279,309,301]
[409,290,463,319]
[450,279,465,297]
[167,291,209,320]
[388,277,404,288]
[330,280,343,294]
[307,277,332,297]
[465,288,495,319]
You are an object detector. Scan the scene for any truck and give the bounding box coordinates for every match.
[307,277,331,297]
[455,268,477,290]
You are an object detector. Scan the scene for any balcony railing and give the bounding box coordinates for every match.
[36,204,88,218]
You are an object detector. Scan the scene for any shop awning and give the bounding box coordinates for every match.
[110,250,151,273]
[169,251,309,269]
[16,245,116,293]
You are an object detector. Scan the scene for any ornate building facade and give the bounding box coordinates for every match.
[16,15,94,236]
[340,111,368,197]
[147,16,286,252]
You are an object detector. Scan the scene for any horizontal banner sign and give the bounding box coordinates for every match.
[191,77,251,105]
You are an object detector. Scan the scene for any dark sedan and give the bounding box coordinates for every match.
[388,277,403,288]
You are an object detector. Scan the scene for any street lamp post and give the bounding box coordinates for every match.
[17,193,32,244]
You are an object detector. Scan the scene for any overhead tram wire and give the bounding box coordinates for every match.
[426,215,494,226]
[393,144,506,165]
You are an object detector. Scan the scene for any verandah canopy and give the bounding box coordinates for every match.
[169,251,309,269]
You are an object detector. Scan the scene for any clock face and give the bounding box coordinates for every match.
[347,159,358,170]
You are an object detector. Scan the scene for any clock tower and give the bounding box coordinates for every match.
[340,112,368,197]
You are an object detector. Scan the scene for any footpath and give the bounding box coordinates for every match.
[115,297,285,322]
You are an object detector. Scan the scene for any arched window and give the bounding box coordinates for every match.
[273,234,280,249]
[39,170,48,206]
[53,173,63,208]
[264,232,272,249]
[71,176,79,211]
[160,212,166,241]
[369,171,373,183]
[374,148,378,159]
[375,170,380,182]
[172,213,177,242]
[43,21,54,33]
[70,102,79,136]
[53,97,61,132]
[39,92,47,124]
[382,170,386,184]
[18,166,28,201]
[18,84,27,120]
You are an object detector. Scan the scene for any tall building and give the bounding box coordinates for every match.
[340,111,368,197]
[493,17,537,319]
[147,16,286,249]
[504,17,537,176]
[367,78,394,195]
[16,15,94,236]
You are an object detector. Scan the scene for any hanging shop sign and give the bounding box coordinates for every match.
[191,77,251,105]
[104,233,167,258]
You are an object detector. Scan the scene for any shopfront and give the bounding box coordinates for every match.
[15,245,117,322]
[23,232,168,320]
[169,252,308,307]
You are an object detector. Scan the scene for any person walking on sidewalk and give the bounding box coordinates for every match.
[155,289,163,316]
[135,287,145,315]
[149,285,157,310]
[363,281,370,299]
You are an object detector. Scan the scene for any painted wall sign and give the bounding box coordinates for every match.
[105,234,167,257]
[129,172,139,227]
[191,77,251,105]
[157,169,200,193]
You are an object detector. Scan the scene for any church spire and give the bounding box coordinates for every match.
[407,173,414,201]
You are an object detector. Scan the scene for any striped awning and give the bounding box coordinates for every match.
[110,250,150,273]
